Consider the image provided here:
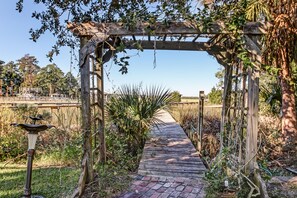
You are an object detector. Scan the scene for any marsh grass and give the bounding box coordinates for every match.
[0,105,82,162]
[169,103,221,160]
[50,106,81,131]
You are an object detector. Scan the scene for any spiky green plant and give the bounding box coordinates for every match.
[106,84,174,153]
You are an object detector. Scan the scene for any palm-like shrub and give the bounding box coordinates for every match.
[106,84,174,153]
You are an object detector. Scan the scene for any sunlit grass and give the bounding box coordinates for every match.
[0,163,79,198]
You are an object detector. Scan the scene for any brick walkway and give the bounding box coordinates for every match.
[118,111,207,198]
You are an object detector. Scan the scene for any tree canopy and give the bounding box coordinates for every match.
[1,55,78,97]
[35,64,65,95]
[208,87,222,104]
[0,61,23,96]
[17,54,40,88]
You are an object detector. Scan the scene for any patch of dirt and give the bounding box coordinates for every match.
[267,176,297,198]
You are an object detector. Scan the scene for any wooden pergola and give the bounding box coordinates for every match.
[68,20,266,196]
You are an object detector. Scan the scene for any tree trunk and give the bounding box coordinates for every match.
[279,48,297,145]
[49,84,53,96]
[0,79,2,96]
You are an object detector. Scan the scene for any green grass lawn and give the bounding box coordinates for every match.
[0,163,79,198]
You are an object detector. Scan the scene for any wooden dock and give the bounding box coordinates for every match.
[138,110,206,179]
[119,110,207,198]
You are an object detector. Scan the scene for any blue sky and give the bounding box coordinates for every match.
[0,1,221,96]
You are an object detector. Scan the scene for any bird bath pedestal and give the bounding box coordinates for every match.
[11,120,54,198]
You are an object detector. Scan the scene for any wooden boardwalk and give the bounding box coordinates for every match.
[118,110,207,198]
[138,110,206,178]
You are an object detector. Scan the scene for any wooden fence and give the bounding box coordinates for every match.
[0,96,78,103]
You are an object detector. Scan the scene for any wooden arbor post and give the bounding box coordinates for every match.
[244,35,261,174]
[95,44,106,163]
[0,79,3,96]
[197,91,205,152]
[78,37,94,195]
[220,63,233,149]
[207,50,234,151]
[72,33,109,196]
[246,67,259,173]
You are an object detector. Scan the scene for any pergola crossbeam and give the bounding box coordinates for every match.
[207,34,226,47]
[192,34,200,42]
[67,21,267,37]
[120,40,223,52]
[178,35,183,41]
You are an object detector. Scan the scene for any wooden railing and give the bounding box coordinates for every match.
[170,102,222,109]
[0,102,81,109]
[0,96,78,102]
[0,96,80,109]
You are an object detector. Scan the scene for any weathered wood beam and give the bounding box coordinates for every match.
[102,49,116,64]
[79,35,108,67]
[178,35,183,41]
[220,62,233,150]
[207,50,232,67]
[192,34,200,42]
[197,91,205,152]
[245,35,261,174]
[95,45,106,164]
[81,38,93,182]
[207,34,219,44]
[67,21,267,37]
[76,37,93,197]
[119,40,223,52]
[91,58,99,163]
[208,34,226,47]
[89,39,225,59]
[245,67,260,174]
[244,35,262,66]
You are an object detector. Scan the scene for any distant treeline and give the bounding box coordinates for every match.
[0,54,79,98]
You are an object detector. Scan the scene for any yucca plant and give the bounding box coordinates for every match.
[106,84,174,154]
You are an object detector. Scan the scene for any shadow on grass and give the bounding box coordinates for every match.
[0,164,79,198]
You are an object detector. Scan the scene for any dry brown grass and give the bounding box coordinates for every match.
[0,105,81,163]
[169,103,221,161]
[258,114,297,167]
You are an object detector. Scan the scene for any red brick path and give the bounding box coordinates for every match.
[118,175,206,198]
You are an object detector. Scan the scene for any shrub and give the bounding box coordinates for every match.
[170,91,181,102]
[208,87,222,104]
[106,84,174,153]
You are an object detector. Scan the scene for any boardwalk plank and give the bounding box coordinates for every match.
[140,160,204,166]
[118,110,207,198]
[138,170,204,178]
[138,110,206,179]
[139,164,206,171]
